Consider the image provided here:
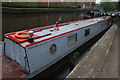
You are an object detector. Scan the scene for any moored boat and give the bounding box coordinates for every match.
[2,16,111,79]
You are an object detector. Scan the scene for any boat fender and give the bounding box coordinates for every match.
[15,31,29,39]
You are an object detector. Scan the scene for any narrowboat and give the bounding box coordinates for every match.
[2,16,111,79]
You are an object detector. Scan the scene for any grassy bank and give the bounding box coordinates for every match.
[2,2,75,8]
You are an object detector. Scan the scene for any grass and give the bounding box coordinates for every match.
[2,2,75,8]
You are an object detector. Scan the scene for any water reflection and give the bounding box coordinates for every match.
[2,12,86,40]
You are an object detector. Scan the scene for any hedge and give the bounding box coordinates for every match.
[2,2,75,8]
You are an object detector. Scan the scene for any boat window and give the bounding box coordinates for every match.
[68,34,77,46]
[85,28,90,37]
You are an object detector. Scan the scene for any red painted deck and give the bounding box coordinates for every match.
[1,56,27,79]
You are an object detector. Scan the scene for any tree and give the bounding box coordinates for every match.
[100,2,118,11]
[118,1,120,10]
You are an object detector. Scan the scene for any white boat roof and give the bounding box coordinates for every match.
[20,17,104,47]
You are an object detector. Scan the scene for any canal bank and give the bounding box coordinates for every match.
[2,7,95,14]
[66,24,118,78]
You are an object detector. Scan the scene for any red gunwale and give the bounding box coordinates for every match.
[4,17,106,48]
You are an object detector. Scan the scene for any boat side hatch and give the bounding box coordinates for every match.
[85,28,90,37]
[68,34,77,46]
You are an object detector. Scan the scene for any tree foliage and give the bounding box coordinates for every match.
[118,1,120,10]
[100,2,118,11]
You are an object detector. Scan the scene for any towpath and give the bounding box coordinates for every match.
[98,24,118,78]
